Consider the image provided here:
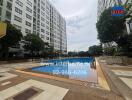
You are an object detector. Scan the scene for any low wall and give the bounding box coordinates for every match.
[99,56,132,65]
[128,58,132,65]
[0,59,32,64]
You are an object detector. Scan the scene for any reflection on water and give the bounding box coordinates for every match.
[90,61,96,70]
[32,58,97,83]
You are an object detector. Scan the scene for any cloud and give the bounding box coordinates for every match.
[49,0,99,51]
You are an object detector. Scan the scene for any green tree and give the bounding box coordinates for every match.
[0,22,23,59]
[78,51,90,57]
[41,43,54,58]
[103,46,116,56]
[88,45,103,56]
[23,33,44,57]
[47,45,54,58]
[68,51,78,57]
[96,2,132,56]
[116,34,132,56]
[96,7,126,43]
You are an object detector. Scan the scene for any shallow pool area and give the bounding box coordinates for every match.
[31,58,97,83]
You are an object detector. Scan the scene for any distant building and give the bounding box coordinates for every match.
[97,0,132,34]
[97,0,118,20]
[125,0,132,34]
[0,0,67,54]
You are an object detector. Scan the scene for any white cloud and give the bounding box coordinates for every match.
[49,0,99,51]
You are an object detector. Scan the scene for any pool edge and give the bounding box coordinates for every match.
[95,58,111,91]
[15,69,99,88]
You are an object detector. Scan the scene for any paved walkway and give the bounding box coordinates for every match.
[0,79,68,100]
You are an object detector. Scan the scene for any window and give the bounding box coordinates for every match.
[25,29,31,34]
[46,26,49,30]
[27,0,32,7]
[13,24,21,30]
[33,11,36,17]
[34,5,36,10]
[0,0,3,6]
[46,15,49,20]
[46,31,49,35]
[46,10,49,15]
[6,11,11,20]
[26,6,32,13]
[46,20,49,25]
[41,6,45,11]
[41,23,45,27]
[34,0,36,3]
[38,2,40,7]
[6,2,12,10]
[33,18,36,23]
[38,8,40,13]
[41,29,45,33]
[37,20,40,26]
[37,14,40,19]
[25,21,31,27]
[14,15,22,22]
[41,1,45,6]
[15,7,22,14]
[46,37,49,40]
[33,25,36,30]
[41,17,45,22]
[26,14,32,20]
[41,34,44,38]
[15,0,23,7]
[41,11,45,16]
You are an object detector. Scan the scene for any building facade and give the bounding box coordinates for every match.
[97,0,117,20]
[0,0,67,54]
[97,0,132,34]
[0,0,13,22]
[97,0,131,19]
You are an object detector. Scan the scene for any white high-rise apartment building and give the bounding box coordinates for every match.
[0,0,67,53]
[97,0,132,34]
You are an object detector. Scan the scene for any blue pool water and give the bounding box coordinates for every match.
[32,57,97,83]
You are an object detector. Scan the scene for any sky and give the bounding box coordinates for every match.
[49,0,99,51]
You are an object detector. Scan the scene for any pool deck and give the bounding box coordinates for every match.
[0,59,131,100]
[98,59,132,100]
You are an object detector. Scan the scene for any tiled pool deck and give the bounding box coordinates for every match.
[0,59,131,100]
[0,79,68,100]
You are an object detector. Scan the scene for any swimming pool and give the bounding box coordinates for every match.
[31,57,97,83]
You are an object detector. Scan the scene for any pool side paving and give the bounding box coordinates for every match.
[11,70,124,100]
[1,79,68,100]
[98,58,132,100]
[0,58,131,100]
